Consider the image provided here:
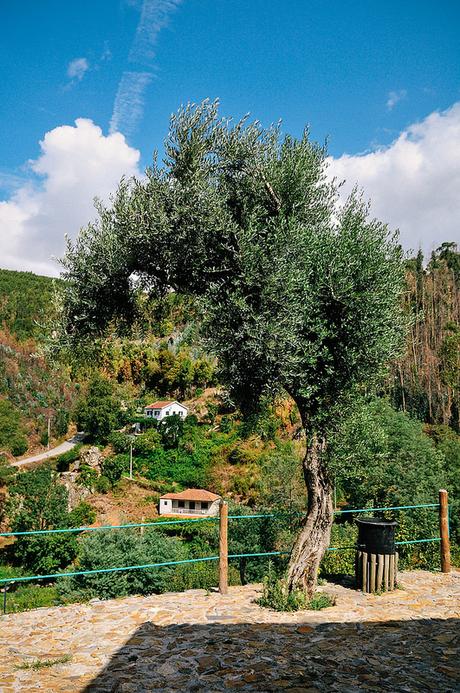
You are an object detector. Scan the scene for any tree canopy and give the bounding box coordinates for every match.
[61,100,405,430]
[60,100,406,592]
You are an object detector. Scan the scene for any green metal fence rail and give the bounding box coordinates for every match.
[0,500,446,612]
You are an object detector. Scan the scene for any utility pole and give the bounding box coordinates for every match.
[129,438,133,480]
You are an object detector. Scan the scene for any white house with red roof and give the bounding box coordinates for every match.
[144,400,188,422]
[159,489,221,516]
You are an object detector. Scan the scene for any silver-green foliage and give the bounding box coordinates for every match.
[60,100,406,433]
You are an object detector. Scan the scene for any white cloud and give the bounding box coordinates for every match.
[67,57,89,81]
[386,89,407,111]
[0,119,140,276]
[2,104,458,277]
[328,102,460,257]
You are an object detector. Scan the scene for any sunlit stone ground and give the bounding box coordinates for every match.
[0,570,458,692]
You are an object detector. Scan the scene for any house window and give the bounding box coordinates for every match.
[154,411,159,417]
[201,502,209,510]
[189,501,195,510]
[178,411,183,416]
[162,500,167,505]
[147,410,152,417]
[166,410,170,415]
[178,501,185,509]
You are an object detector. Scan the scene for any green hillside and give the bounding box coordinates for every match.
[0,268,59,341]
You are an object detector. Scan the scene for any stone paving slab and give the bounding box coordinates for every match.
[0,570,459,692]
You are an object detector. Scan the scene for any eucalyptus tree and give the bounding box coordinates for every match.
[61,100,406,594]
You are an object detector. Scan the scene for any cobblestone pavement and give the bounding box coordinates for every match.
[0,570,458,692]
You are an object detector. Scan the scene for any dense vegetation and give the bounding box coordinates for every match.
[0,269,59,341]
[0,242,459,611]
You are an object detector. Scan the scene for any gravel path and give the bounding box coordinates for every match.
[0,570,458,692]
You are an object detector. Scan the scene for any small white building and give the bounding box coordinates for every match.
[144,400,188,422]
[159,489,221,516]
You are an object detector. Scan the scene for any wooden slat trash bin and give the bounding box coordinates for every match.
[355,517,398,593]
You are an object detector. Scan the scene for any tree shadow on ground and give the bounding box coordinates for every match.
[84,617,459,692]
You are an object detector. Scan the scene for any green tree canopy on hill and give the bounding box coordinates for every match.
[0,399,28,457]
[0,268,59,341]
[6,464,94,573]
[74,375,123,443]
[60,100,406,595]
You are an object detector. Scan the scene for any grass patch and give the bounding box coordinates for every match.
[256,570,335,612]
[308,592,335,610]
[16,654,72,670]
[2,582,62,614]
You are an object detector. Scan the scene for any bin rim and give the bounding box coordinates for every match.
[355,516,398,527]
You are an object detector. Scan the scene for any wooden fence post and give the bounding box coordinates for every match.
[439,489,451,574]
[219,500,228,594]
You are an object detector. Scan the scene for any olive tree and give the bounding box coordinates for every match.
[60,100,406,595]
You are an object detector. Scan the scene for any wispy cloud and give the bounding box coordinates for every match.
[110,0,182,138]
[109,71,153,137]
[67,57,90,81]
[129,0,182,64]
[386,89,407,111]
[0,170,29,196]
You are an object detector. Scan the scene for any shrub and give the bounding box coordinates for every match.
[219,416,233,433]
[94,476,111,494]
[55,444,82,472]
[10,436,27,457]
[53,409,69,437]
[0,455,14,487]
[77,465,99,491]
[159,415,184,449]
[133,429,161,456]
[101,455,127,487]
[0,399,28,456]
[8,534,79,575]
[319,523,357,577]
[67,502,96,527]
[58,528,187,600]
[107,431,131,453]
[206,403,218,425]
[256,571,307,612]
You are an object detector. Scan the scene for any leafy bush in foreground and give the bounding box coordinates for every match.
[58,528,187,600]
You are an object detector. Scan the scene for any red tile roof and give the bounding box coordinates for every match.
[160,489,221,502]
[145,400,176,409]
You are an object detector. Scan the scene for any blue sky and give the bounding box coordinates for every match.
[1,0,459,274]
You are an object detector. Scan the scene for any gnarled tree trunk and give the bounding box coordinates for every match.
[287,432,333,597]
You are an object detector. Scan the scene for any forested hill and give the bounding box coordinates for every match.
[1,241,460,432]
[0,269,59,341]
[389,242,460,430]
[0,242,459,462]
